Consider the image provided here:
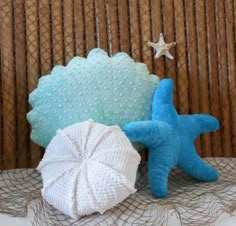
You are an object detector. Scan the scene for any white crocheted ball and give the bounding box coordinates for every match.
[37,120,141,219]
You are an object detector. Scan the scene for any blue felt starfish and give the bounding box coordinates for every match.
[123,79,219,198]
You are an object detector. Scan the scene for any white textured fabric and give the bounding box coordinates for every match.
[37,119,141,219]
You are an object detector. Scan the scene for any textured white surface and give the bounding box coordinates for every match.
[37,120,141,219]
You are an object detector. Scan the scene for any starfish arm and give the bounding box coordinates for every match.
[180,114,219,139]
[153,79,174,105]
[166,43,176,50]
[123,121,168,148]
[158,33,164,44]
[148,147,175,198]
[148,41,158,48]
[192,114,219,132]
[154,51,162,59]
[152,79,178,124]
[177,145,219,181]
[164,51,174,60]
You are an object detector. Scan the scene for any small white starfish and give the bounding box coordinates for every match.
[148,33,176,60]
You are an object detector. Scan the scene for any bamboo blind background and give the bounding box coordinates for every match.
[0,0,235,170]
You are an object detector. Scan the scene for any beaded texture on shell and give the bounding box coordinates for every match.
[27,48,160,147]
[37,120,141,218]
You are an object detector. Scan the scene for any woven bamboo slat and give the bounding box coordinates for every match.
[25,0,42,167]
[0,1,16,169]
[174,0,189,115]
[195,0,211,157]
[0,0,235,169]
[184,0,202,155]
[206,0,222,157]
[38,0,52,167]
[0,12,1,164]
[129,0,141,62]
[84,0,96,54]
[215,0,232,157]
[139,0,153,72]
[14,0,28,168]
[150,0,165,78]
[51,0,64,65]
[95,0,108,51]
[74,0,85,57]
[39,0,52,75]
[235,0,236,38]
[162,0,177,107]
[225,0,236,157]
[63,0,75,64]
[106,0,119,55]
[117,0,130,54]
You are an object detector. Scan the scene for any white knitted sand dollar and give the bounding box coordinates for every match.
[37,119,141,219]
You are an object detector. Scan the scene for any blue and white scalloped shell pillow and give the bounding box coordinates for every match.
[27,48,160,147]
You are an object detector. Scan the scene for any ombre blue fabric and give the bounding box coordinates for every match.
[27,48,159,147]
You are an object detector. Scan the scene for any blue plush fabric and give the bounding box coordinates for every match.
[123,79,219,198]
[27,48,159,147]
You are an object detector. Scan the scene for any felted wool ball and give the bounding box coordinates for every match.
[37,119,141,219]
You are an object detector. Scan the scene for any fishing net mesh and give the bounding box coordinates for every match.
[0,0,235,225]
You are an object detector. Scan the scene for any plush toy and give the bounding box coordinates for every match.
[123,79,219,198]
[38,120,140,218]
[27,48,159,148]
